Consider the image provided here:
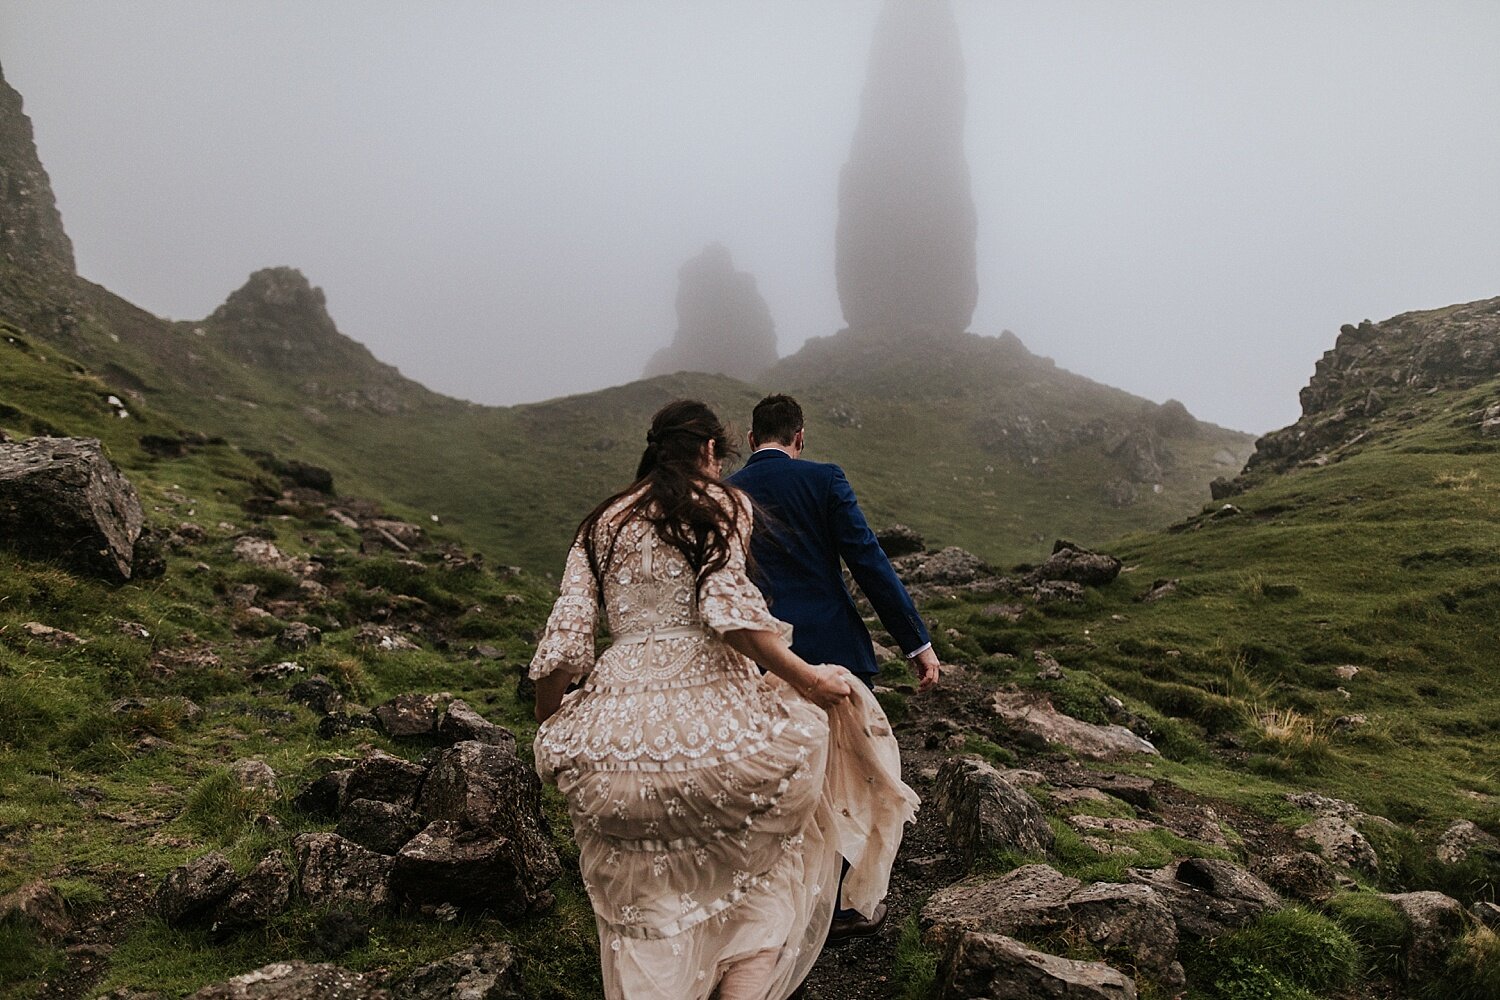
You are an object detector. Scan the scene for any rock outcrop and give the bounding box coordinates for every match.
[0,436,152,580]
[642,243,777,381]
[186,961,388,1000]
[931,755,1054,863]
[938,932,1138,999]
[0,62,75,282]
[837,0,977,336]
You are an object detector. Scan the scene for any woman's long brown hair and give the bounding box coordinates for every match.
[575,399,744,599]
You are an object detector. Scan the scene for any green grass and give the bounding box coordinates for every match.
[891,914,940,1000]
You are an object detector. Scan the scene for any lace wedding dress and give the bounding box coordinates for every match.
[530,489,918,1000]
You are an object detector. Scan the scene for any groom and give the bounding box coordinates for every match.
[728,393,941,939]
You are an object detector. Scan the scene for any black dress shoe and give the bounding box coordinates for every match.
[826,902,888,943]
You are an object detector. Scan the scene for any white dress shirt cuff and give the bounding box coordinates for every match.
[905,642,933,659]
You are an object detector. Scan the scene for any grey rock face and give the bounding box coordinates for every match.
[212,851,293,935]
[336,798,426,855]
[0,437,148,580]
[1129,858,1283,939]
[838,0,977,336]
[922,866,1180,983]
[938,932,1137,999]
[437,699,516,751]
[992,691,1158,759]
[1256,851,1339,903]
[156,853,239,926]
[0,64,76,278]
[343,750,426,808]
[1383,891,1465,981]
[643,243,778,381]
[372,693,441,737]
[1295,813,1379,875]
[293,833,394,909]
[393,821,550,916]
[931,755,1054,864]
[0,881,71,939]
[391,942,522,1000]
[187,961,389,1000]
[1436,818,1500,865]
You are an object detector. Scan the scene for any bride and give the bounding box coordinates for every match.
[530,399,918,1000]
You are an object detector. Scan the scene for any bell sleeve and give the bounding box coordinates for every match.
[528,540,600,682]
[699,496,792,642]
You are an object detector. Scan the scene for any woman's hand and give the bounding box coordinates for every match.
[798,662,854,709]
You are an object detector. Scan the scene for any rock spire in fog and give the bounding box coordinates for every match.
[643,243,777,382]
[0,62,76,281]
[837,0,977,337]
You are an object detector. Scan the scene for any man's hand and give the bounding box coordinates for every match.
[911,647,941,692]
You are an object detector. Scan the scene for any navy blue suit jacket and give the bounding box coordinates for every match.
[727,449,929,677]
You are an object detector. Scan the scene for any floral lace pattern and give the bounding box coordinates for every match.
[528,485,918,1000]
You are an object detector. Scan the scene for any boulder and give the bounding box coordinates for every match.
[1066,882,1181,983]
[372,693,441,738]
[436,699,516,751]
[894,546,992,586]
[0,437,149,580]
[1129,859,1282,939]
[293,769,350,818]
[336,799,426,856]
[275,622,322,652]
[1031,541,1122,587]
[393,820,555,916]
[1256,851,1339,903]
[1383,891,1465,980]
[187,961,389,1000]
[1472,900,1500,930]
[0,881,70,939]
[931,755,1054,865]
[287,676,343,715]
[1064,773,1157,811]
[1295,814,1379,875]
[876,524,925,558]
[343,751,426,808]
[992,691,1158,759]
[232,537,297,572]
[391,942,523,1000]
[1436,819,1500,865]
[354,623,420,652]
[293,833,394,909]
[212,851,293,935]
[230,759,279,799]
[922,866,1079,952]
[157,853,239,926]
[19,621,83,646]
[938,933,1137,1000]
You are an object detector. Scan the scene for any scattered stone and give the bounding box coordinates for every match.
[992,690,1158,759]
[368,518,424,549]
[977,603,1025,623]
[1471,900,1500,930]
[938,932,1138,1000]
[316,712,378,739]
[931,755,1054,864]
[276,622,321,651]
[1064,773,1157,810]
[252,661,304,682]
[1436,819,1500,865]
[187,961,389,1000]
[1129,858,1282,938]
[343,751,426,808]
[156,853,239,926]
[107,696,203,728]
[0,881,71,939]
[230,759,279,798]
[0,436,151,580]
[391,941,522,1000]
[394,820,555,916]
[1332,714,1367,730]
[293,833,394,909]
[232,536,296,572]
[1067,815,1159,835]
[1383,891,1465,980]
[337,799,426,855]
[1048,787,1113,808]
[212,851,293,935]
[354,623,420,652]
[471,644,506,660]
[1031,541,1122,587]
[1333,664,1361,681]
[894,546,992,586]
[19,621,84,646]
[372,693,441,737]
[437,699,516,751]
[1256,852,1339,903]
[287,675,343,715]
[922,866,1080,953]
[1137,579,1179,604]
[1033,650,1064,681]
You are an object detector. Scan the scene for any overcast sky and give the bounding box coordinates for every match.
[3,1,1498,434]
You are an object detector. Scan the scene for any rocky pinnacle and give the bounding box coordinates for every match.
[836,0,978,337]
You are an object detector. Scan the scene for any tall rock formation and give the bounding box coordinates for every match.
[837,0,977,337]
[0,61,76,286]
[643,243,777,382]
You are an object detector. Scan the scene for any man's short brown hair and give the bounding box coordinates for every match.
[751,394,803,445]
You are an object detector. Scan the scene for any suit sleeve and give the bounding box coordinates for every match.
[826,466,931,655]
